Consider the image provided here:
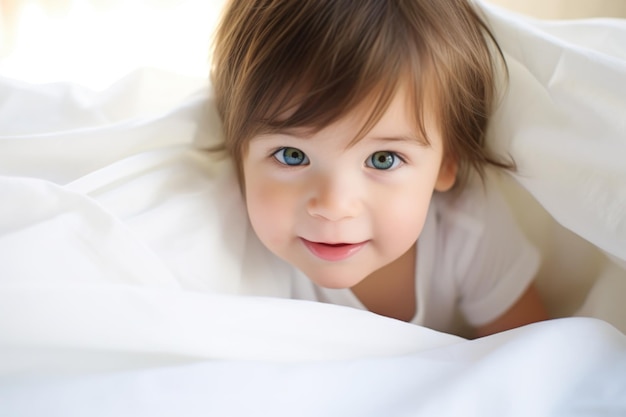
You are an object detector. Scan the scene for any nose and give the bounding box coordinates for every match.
[306,172,362,221]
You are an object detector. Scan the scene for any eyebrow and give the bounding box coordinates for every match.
[252,131,430,146]
[367,134,430,147]
[252,130,312,141]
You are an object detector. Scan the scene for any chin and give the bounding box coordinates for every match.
[303,268,367,290]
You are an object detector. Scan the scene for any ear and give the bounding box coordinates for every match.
[434,157,458,192]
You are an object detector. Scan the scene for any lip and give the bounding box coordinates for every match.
[300,238,367,262]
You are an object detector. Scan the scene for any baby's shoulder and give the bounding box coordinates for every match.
[432,172,515,243]
[429,172,531,283]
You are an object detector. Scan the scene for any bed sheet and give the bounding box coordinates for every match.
[1,1,626,416]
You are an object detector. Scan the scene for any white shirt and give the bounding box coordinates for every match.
[289,174,541,334]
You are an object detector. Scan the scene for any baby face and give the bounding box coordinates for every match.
[242,86,456,289]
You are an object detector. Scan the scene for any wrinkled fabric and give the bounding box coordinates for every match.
[1,2,625,416]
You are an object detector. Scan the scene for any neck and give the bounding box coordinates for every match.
[350,243,417,322]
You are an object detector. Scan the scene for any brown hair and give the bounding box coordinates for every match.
[211,0,512,190]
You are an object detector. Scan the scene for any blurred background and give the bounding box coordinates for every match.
[0,0,226,89]
[1,0,625,90]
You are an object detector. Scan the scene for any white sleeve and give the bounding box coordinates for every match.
[450,180,541,327]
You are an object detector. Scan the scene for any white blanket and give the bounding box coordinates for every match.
[1,2,625,416]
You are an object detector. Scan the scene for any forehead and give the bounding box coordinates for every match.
[255,81,436,149]
[347,83,433,146]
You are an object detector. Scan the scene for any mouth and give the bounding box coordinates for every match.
[300,238,367,262]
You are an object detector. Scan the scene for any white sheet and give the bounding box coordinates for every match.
[1,2,626,416]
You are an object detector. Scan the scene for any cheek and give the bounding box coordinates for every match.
[374,182,434,248]
[244,175,295,248]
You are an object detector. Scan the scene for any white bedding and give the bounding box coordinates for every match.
[1,2,625,416]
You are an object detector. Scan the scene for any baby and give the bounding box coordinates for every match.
[211,0,548,337]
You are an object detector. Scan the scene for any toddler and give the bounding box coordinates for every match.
[211,0,548,337]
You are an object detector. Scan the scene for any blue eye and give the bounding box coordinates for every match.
[366,151,401,170]
[273,147,309,166]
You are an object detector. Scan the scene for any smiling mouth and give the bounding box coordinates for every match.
[300,238,367,262]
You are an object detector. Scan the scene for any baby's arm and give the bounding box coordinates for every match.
[453,175,551,338]
[473,283,548,338]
